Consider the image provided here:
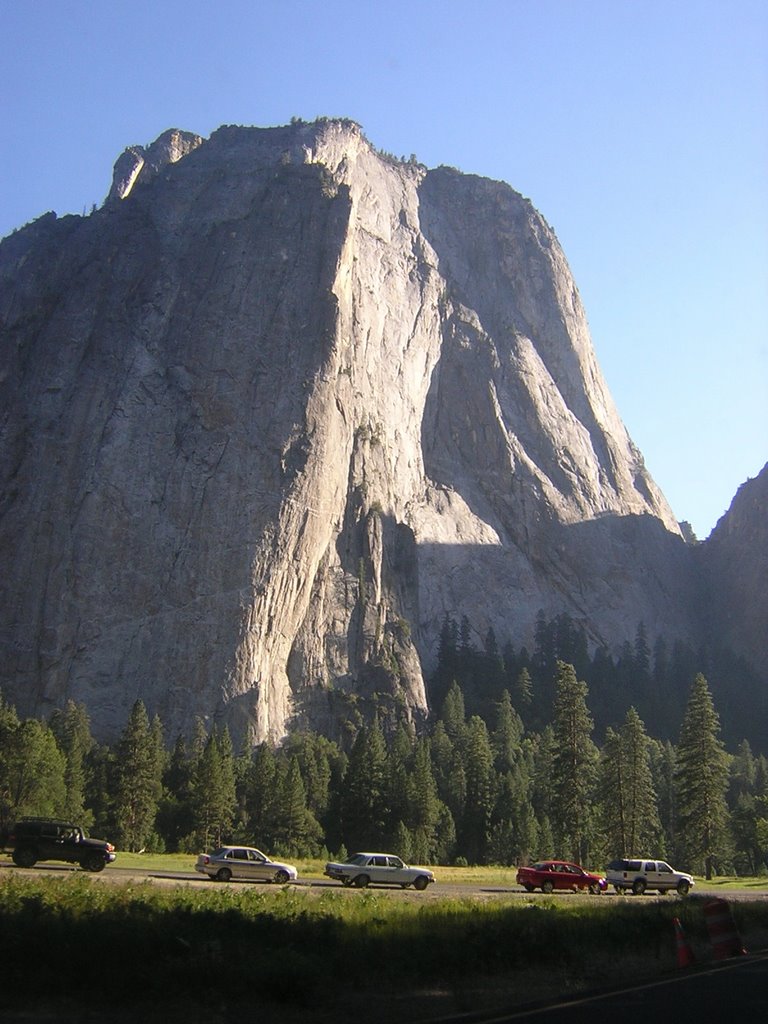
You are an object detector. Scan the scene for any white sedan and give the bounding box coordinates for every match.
[196,846,297,884]
[324,852,435,890]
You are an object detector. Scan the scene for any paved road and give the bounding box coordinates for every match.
[2,859,767,902]
[426,951,768,1022]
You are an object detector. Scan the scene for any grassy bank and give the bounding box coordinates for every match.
[1,872,767,1021]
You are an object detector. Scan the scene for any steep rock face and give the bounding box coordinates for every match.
[701,463,768,682]
[0,120,702,743]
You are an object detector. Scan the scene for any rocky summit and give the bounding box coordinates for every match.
[0,120,762,745]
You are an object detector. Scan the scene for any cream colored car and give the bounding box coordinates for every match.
[324,852,435,890]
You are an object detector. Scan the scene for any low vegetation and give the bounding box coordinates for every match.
[1,871,766,1020]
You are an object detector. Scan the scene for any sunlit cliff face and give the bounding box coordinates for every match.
[0,120,702,745]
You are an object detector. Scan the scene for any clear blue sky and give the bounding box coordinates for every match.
[2,0,765,538]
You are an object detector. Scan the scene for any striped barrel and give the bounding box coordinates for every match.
[703,898,747,959]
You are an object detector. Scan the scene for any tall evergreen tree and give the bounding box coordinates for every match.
[245,743,281,848]
[191,728,236,849]
[114,700,162,851]
[675,674,731,877]
[491,690,524,773]
[49,700,94,826]
[550,661,598,863]
[340,720,388,850]
[649,738,677,852]
[407,737,441,858]
[599,708,661,858]
[459,715,494,863]
[440,681,467,743]
[272,756,323,856]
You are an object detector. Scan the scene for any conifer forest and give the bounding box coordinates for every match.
[1,613,766,878]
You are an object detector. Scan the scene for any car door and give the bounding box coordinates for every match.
[563,863,585,889]
[653,861,675,890]
[548,863,568,891]
[643,861,661,889]
[227,848,250,879]
[368,855,390,883]
[386,856,408,884]
[247,849,269,880]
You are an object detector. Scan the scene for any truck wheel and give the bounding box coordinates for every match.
[632,878,646,895]
[82,854,106,872]
[12,847,37,868]
[677,879,690,895]
[413,875,429,891]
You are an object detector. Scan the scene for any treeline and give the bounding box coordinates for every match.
[1,661,766,878]
[431,612,765,750]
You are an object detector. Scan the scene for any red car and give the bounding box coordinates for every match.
[516,860,606,894]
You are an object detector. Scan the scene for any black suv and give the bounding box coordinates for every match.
[1,817,116,872]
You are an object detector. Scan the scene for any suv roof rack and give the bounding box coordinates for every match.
[16,817,77,825]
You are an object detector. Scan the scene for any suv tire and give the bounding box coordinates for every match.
[12,846,37,868]
[81,853,106,873]
[631,878,646,895]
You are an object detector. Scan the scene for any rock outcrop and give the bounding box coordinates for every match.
[0,120,725,744]
[700,463,768,683]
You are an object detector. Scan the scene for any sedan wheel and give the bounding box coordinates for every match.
[274,869,290,885]
[541,880,554,894]
[216,867,232,882]
[588,884,601,895]
[354,874,370,888]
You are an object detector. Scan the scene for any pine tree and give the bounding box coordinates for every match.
[191,728,236,849]
[514,667,533,712]
[407,738,440,857]
[49,700,94,826]
[440,681,466,742]
[114,700,162,851]
[459,715,494,863]
[272,756,322,856]
[675,674,731,877]
[340,720,388,849]
[245,743,281,849]
[491,690,524,773]
[599,708,661,858]
[550,661,598,863]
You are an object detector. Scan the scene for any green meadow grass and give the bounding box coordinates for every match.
[1,870,766,1018]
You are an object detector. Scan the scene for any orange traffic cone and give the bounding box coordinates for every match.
[703,898,747,959]
[673,916,695,968]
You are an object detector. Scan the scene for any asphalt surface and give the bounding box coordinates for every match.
[424,950,768,1023]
